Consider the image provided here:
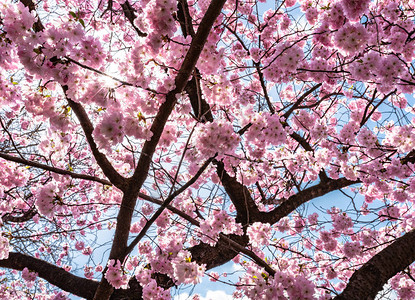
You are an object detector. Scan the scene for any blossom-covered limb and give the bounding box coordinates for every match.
[18,0,126,190]
[263,177,360,224]
[335,229,415,300]
[66,97,128,191]
[0,252,98,299]
[120,1,147,37]
[124,156,215,257]
[94,1,228,298]
[0,152,112,186]
[216,160,262,225]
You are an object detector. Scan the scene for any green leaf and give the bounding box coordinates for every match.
[79,19,85,28]
[69,11,77,18]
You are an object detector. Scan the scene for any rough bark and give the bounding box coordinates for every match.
[188,234,249,270]
[335,229,415,300]
[215,160,262,225]
[0,252,98,299]
[0,252,144,299]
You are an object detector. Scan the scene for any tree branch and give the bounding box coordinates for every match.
[65,97,128,191]
[123,156,215,258]
[0,152,111,186]
[218,233,275,275]
[215,160,261,225]
[177,0,213,123]
[334,229,415,300]
[2,206,37,223]
[0,252,98,299]
[93,1,227,298]
[282,83,322,120]
[263,177,360,224]
[120,1,147,37]
[188,234,249,270]
[0,252,144,300]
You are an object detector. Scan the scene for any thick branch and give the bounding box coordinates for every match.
[177,0,196,38]
[66,97,127,191]
[0,152,111,186]
[263,177,359,224]
[0,252,98,299]
[0,252,143,300]
[177,0,213,122]
[120,1,147,37]
[401,149,415,165]
[185,72,214,122]
[216,161,261,225]
[94,1,227,299]
[334,229,415,300]
[188,234,249,270]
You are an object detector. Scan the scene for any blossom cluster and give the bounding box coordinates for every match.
[238,265,315,300]
[141,0,177,53]
[247,222,272,248]
[333,22,368,55]
[384,124,415,153]
[193,120,240,158]
[343,241,362,259]
[263,43,304,83]
[34,182,61,218]
[105,260,129,289]
[244,113,287,159]
[172,251,206,285]
[21,267,38,288]
[390,274,415,300]
[199,210,243,246]
[94,111,153,149]
[331,210,354,233]
[0,233,10,260]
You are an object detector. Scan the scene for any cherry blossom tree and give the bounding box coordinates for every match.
[1,0,415,299]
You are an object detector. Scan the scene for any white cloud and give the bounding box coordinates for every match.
[174,290,235,300]
[203,290,235,300]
